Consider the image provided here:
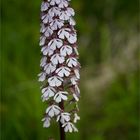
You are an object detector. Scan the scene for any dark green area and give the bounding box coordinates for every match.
[1,0,139,140]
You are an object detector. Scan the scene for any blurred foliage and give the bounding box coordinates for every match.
[0,0,139,140]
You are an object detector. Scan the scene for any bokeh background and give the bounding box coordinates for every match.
[1,0,139,140]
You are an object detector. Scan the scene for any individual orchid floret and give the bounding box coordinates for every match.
[41,2,50,12]
[60,45,73,56]
[73,113,80,123]
[48,76,63,87]
[40,24,46,33]
[66,8,75,17]
[70,85,80,102]
[74,69,80,79]
[39,36,46,46]
[46,105,61,117]
[54,91,68,103]
[48,7,61,17]
[40,56,47,67]
[48,0,61,6]
[56,66,71,77]
[70,76,79,85]
[66,57,78,67]
[44,63,56,74]
[58,0,69,8]
[44,27,53,37]
[58,28,71,39]
[41,86,56,101]
[42,116,51,128]
[50,53,65,65]
[59,7,75,21]
[57,112,71,124]
[73,93,79,102]
[41,46,54,56]
[69,17,76,26]
[38,72,46,82]
[74,47,79,55]
[42,14,53,24]
[62,122,78,133]
[50,19,64,30]
[48,38,63,50]
[67,33,77,44]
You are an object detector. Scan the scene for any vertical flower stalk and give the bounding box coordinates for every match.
[38,0,80,139]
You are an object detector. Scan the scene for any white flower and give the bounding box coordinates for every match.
[73,85,80,99]
[50,19,64,30]
[42,14,53,24]
[41,46,54,56]
[59,7,74,20]
[73,113,80,123]
[58,0,68,8]
[48,39,63,50]
[58,28,71,39]
[73,47,79,55]
[38,72,46,82]
[62,122,78,132]
[60,45,73,56]
[56,66,71,77]
[40,24,46,33]
[73,93,79,101]
[66,7,75,16]
[66,57,78,67]
[57,112,70,124]
[41,2,49,12]
[41,14,47,20]
[75,85,80,94]
[69,17,76,26]
[44,63,56,74]
[49,0,61,6]
[71,76,78,85]
[48,7,61,17]
[70,85,80,101]
[46,105,61,117]
[59,10,70,20]
[74,69,80,79]
[51,53,65,65]
[67,33,77,44]
[42,86,56,94]
[54,91,68,103]
[40,56,47,67]
[39,36,46,46]
[44,27,53,37]
[48,76,63,87]
[41,86,56,101]
[42,117,51,128]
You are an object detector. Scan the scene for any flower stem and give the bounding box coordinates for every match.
[59,101,66,140]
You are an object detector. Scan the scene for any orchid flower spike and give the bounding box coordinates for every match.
[39,0,80,133]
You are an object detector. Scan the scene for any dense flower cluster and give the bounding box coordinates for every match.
[39,0,80,133]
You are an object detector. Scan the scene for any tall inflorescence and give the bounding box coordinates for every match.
[38,0,80,133]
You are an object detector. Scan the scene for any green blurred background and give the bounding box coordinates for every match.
[1,0,139,140]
